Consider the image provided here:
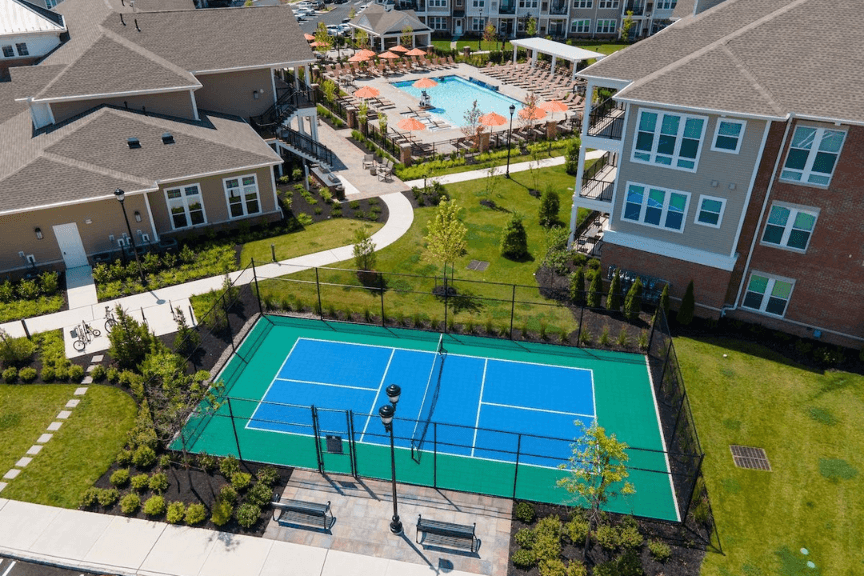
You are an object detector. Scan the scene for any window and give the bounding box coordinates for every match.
[598,0,618,7]
[224,175,261,219]
[742,273,794,317]
[46,0,57,7]
[573,0,591,7]
[780,126,846,186]
[165,184,206,230]
[657,0,676,8]
[429,0,447,6]
[632,108,707,171]
[711,119,746,154]
[622,183,690,232]
[596,19,616,33]
[2,46,13,58]
[570,18,590,32]
[15,43,28,56]
[761,204,817,251]
[472,17,484,30]
[519,0,538,8]
[694,196,726,228]
[429,16,448,29]
[472,0,484,6]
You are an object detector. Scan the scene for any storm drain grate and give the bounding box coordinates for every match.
[467,260,489,271]
[730,445,771,471]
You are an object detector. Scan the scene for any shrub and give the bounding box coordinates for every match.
[149,472,169,493]
[514,527,536,548]
[143,495,166,517]
[185,503,207,525]
[159,454,171,469]
[53,365,68,382]
[677,280,695,325]
[658,284,670,319]
[166,501,186,524]
[514,501,536,523]
[97,488,120,507]
[220,455,240,479]
[18,367,37,383]
[566,560,587,576]
[595,524,618,550]
[0,331,36,367]
[532,532,561,564]
[116,450,133,466]
[606,269,621,312]
[231,471,252,491]
[638,330,648,351]
[623,278,643,321]
[130,473,149,492]
[90,364,107,382]
[614,550,643,576]
[235,502,261,528]
[616,327,629,347]
[617,518,642,549]
[219,485,238,505]
[599,325,610,346]
[648,539,671,562]
[80,487,100,508]
[565,516,589,544]
[535,515,563,539]
[132,446,157,469]
[16,279,39,300]
[108,307,155,370]
[110,468,130,487]
[586,272,602,308]
[211,500,233,526]
[120,493,141,514]
[539,558,567,576]
[257,466,279,487]
[538,188,561,227]
[511,549,536,569]
[501,214,529,259]
[569,269,585,306]
[247,482,273,507]
[3,367,17,383]
[197,452,218,473]
[68,364,85,382]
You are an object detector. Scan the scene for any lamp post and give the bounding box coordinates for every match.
[378,384,402,534]
[505,103,516,178]
[114,188,146,286]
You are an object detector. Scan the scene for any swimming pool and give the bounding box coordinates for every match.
[392,75,523,127]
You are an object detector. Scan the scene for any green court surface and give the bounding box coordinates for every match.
[180,316,678,521]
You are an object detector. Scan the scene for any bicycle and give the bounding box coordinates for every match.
[72,320,100,352]
[104,305,118,332]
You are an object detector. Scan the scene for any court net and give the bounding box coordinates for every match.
[411,334,446,458]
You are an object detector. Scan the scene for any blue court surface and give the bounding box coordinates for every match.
[247,338,595,467]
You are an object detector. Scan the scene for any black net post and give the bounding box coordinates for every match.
[315,268,323,319]
[311,405,323,472]
[513,433,522,498]
[225,397,244,462]
[509,284,516,339]
[433,422,438,489]
[346,410,357,477]
[251,258,263,315]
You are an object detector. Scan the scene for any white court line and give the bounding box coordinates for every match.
[2,561,16,576]
[470,359,489,457]
[360,348,396,442]
[273,377,378,392]
[244,338,301,431]
[645,355,680,522]
[410,350,442,441]
[481,401,595,419]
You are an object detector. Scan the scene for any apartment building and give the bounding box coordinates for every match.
[568,0,864,347]
[0,0,67,78]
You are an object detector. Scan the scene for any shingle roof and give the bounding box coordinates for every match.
[0,0,66,34]
[581,0,861,122]
[350,4,429,36]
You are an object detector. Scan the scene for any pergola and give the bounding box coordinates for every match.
[348,4,432,52]
[510,38,604,82]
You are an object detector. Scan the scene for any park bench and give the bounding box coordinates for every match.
[416,515,479,553]
[272,494,332,531]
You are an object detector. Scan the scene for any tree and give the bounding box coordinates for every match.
[108,306,156,370]
[519,92,539,132]
[321,79,337,107]
[565,137,581,176]
[624,278,643,321]
[586,271,602,308]
[569,268,586,306]
[482,23,496,48]
[400,25,414,47]
[378,112,387,135]
[658,283,670,319]
[348,5,356,19]
[526,16,537,37]
[558,421,635,560]
[172,309,200,356]
[539,188,560,227]
[424,198,467,285]
[352,226,377,271]
[480,164,499,199]
[528,141,543,193]
[461,100,485,150]
[606,269,621,312]
[314,22,331,54]
[678,280,695,325]
[620,10,634,41]
[501,214,529,259]
[541,226,570,275]
[357,100,369,135]
[354,29,369,49]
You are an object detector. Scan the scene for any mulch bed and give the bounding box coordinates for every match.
[278,183,387,224]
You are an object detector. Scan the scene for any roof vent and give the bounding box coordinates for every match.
[161,132,174,145]
[127,137,141,149]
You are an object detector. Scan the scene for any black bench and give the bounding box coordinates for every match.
[416,515,479,553]
[272,494,332,531]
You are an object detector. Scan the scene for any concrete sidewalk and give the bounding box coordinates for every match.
[0,498,481,576]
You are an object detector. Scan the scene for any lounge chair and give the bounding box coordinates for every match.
[362,154,375,169]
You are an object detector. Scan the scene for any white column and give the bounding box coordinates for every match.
[571,59,577,82]
[381,36,386,50]
[309,112,319,141]
[294,66,301,91]
[531,49,537,67]
[512,45,517,62]
[568,145,588,244]
[551,55,556,73]
[305,65,311,88]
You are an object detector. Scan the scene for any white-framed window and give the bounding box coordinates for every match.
[694,195,726,228]
[711,119,746,154]
[471,17,483,30]
[518,0,538,8]
[428,0,447,6]
[572,0,591,7]
[2,46,13,58]
[760,203,818,252]
[224,175,261,219]
[596,19,616,33]
[15,43,28,56]
[632,108,707,171]
[46,0,57,7]
[657,0,676,8]
[165,184,206,230]
[472,0,484,7]
[570,18,590,32]
[622,182,690,232]
[597,0,617,8]
[742,272,794,317]
[428,16,448,28]
[780,126,846,187]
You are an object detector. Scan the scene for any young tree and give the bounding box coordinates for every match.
[357,100,369,135]
[481,164,499,198]
[355,28,369,49]
[108,306,155,370]
[606,269,621,312]
[348,5,356,19]
[321,79,337,107]
[482,23,496,49]
[558,421,635,560]
[539,188,560,227]
[526,16,537,37]
[424,198,467,285]
[400,25,414,47]
[172,309,200,356]
[620,10,634,41]
[623,278,643,321]
[500,213,528,259]
[378,112,388,135]
[461,100,485,150]
[314,21,331,54]
[352,226,377,271]
[541,226,570,275]
[565,137,581,176]
[658,283,670,319]
[586,271,603,308]
[519,92,540,133]
[569,268,586,306]
[678,280,695,325]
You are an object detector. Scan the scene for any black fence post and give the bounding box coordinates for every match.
[315,267,323,320]
[658,339,673,394]
[222,293,235,353]
[311,405,323,472]
[509,284,516,339]
[346,410,357,477]
[682,453,705,522]
[513,433,522,499]
[251,258,263,315]
[226,397,244,462]
[379,274,386,327]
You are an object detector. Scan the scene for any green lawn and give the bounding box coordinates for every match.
[240,218,383,267]
[0,385,138,508]
[677,337,864,576]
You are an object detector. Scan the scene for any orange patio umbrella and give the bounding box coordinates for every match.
[309,41,329,48]
[348,53,370,62]
[356,49,376,58]
[405,47,427,56]
[354,86,380,99]
[539,100,568,114]
[519,106,547,120]
[479,111,508,127]
[397,117,426,131]
[390,45,410,53]
[413,77,438,89]
[304,33,315,41]
[378,51,400,59]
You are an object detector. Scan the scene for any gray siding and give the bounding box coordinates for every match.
[610,103,767,256]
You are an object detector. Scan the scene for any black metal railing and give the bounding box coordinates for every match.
[250,82,314,136]
[277,126,335,167]
[587,97,625,139]
[579,178,614,202]
[499,1,515,13]
[582,150,614,182]
[550,2,567,14]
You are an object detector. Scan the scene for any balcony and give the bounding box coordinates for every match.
[579,151,616,202]
[586,97,625,140]
[499,1,515,13]
[550,2,567,14]
[624,0,644,15]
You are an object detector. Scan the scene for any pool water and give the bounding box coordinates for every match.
[393,75,523,127]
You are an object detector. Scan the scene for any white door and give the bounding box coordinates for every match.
[53,223,88,268]
[454,19,463,34]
